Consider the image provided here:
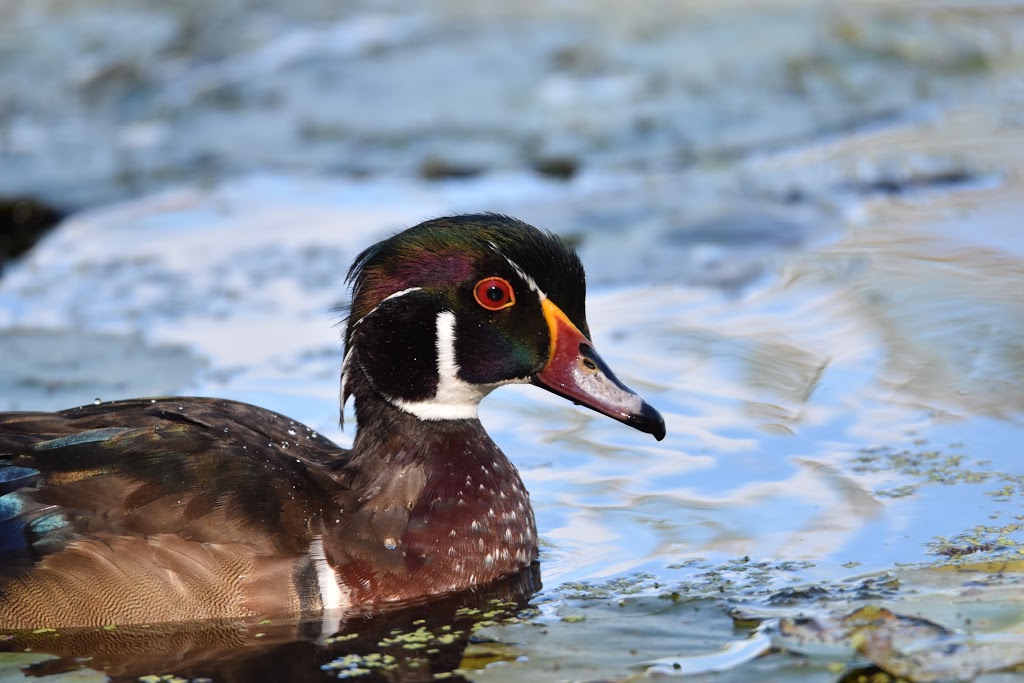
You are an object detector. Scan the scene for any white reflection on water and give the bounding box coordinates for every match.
[497,180,1024,583]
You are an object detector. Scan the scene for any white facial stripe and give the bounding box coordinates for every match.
[350,287,423,332]
[341,287,423,405]
[309,535,346,634]
[487,241,546,299]
[391,310,494,420]
[502,255,546,299]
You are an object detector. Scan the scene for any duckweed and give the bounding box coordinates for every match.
[322,652,398,677]
[851,445,997,495]
[931,522,1024,560]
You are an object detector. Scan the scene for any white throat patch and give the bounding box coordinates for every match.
[391,310,494,420]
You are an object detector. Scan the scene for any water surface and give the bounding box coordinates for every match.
[3,0,1024,680]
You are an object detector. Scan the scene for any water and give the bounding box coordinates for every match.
[3,0,1024,680]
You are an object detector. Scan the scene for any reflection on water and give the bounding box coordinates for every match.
[1,566,540,682]
[514,100,1024,587]
[796,231,1024,418]
[530,216,1024,578]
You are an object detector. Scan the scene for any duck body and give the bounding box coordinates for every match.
[0,214,663,628]
[1,397,533,627]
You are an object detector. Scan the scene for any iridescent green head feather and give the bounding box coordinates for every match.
[344,213,588,347]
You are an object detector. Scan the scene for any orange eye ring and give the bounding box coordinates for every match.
[473,277,515,311]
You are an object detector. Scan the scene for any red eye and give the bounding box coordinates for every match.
[473,277,515,311]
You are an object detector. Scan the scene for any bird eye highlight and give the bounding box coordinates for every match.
[473,277,515,311]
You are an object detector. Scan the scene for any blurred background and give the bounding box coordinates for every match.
[2,1,1024,679]
[3,1,1017,227]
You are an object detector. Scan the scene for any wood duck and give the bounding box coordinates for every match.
[0,214,665,629]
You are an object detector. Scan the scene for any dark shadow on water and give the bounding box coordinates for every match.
[0,564,541,682]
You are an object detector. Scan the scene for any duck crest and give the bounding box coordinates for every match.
[344,214,584,327]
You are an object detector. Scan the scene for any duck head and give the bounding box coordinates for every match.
[341,214,665,440]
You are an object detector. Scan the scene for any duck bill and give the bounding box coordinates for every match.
[532,299,666,441]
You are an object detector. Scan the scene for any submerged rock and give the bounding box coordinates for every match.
[0,199,63,274]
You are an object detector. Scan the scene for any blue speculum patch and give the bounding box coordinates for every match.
[32,427,133,451]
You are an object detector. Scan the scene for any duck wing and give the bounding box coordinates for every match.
[1,397,349,563]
